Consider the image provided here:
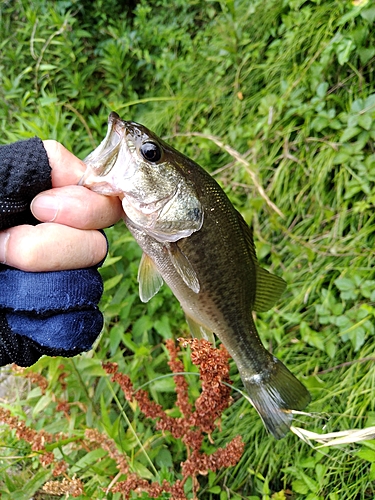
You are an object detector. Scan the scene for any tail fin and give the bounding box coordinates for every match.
[241,357,311,439]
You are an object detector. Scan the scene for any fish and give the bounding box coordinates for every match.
[80,111,311,439]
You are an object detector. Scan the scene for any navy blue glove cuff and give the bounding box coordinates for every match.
[0,267,103,313]
[0,313,92,367]
[0,266,104,352]
[6,309,103,351]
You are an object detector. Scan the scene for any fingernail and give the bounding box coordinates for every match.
[31,194,60,222]
[0,232,10,264]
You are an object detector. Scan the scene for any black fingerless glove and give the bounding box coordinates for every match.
[0,138,106,367]
[0,137,51,230]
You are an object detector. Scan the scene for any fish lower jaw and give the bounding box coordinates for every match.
[80,170,124,196]
[87,182,123,196]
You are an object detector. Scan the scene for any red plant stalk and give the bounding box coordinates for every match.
[103,338,244,499]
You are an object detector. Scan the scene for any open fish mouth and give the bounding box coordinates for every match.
[80,113,125,181]
[78,113,140,195]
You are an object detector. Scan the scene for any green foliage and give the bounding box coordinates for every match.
[2,0,375,498]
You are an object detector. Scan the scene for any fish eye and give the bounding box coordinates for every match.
[140,142,162,163]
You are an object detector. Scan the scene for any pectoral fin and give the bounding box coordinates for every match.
[185,313,216,345]
[253,266,287,312]
[138,253,164,303]
[168,243,200,293]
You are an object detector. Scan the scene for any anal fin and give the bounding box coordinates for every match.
[185,313,216,346]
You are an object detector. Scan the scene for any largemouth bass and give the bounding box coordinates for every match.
[81,112,310,439]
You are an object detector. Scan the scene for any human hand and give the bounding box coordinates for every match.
[0,140,123,272]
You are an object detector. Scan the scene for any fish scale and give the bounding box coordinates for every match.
[81,112,311,439]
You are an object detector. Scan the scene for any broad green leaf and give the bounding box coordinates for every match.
[39,64,58,70]
[348,326,366,351]
[104,274,123,292]
[358,114,372,130]
[360,280,375,299]
[361,7,375,24]
[335,278,354,292]
[155,447,173,468]
[70,448,108,474]
[100,393,113,431]
[300,323,326,352]
[76,357,106,377]
[337,38,355,65]
[32,394,52,417]
[340,126,361,142]
[101,256,123,268]
[351,98,365,113]
[208,486,222,494]
[150,376,176,392]
[356,448,375,463]
[311,116,329,132]
[132,315,153,340]
[13,469,51,500]
[300,456,317,468]
[329,494,340,500]
[316,82,328,98]
[325,340,337,359]
[154,315,173,339]
[364,94,375,109]
[292,479,309,495]
[300,471,319,492]
[109,324,126,355]
[358,47,375,65]
[315,463,327,484]
[348,114,359,127]
[132,461,155,480]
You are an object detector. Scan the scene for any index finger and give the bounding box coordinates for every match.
[43,140,87,187]
[31,185,123,229]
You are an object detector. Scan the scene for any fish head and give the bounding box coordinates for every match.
[80,112,203,242]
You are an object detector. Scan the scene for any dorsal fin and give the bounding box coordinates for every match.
[236,210,286,312]
[236,209,258,262]
[253,267,286,312]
